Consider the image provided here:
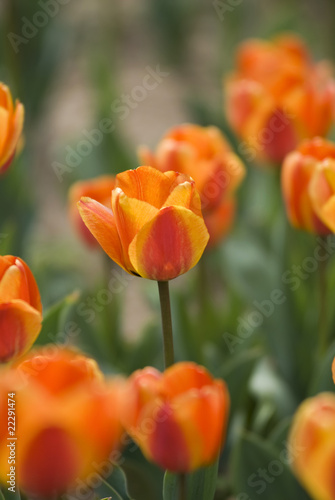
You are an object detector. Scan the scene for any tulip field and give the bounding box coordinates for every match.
[1,1,335,499]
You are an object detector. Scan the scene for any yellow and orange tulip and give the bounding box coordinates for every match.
[225,34,335,164]
[139,124,245,246]
[0,255,42,363]
[0,83,24,173]
[123,362,230,473]
[78,166,209,280]
[281,137,335,234]
[0,347,125,498]
[289,392,335,500]
[69,175,115,247]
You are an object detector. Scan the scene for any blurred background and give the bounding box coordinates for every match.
[1,1,335,498]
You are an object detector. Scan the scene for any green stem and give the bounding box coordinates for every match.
[318,238,328,356]
[179,474,186,500]
[157,281,174,368]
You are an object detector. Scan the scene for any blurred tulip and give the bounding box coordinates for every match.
[0,255,42,363]
[0,83,24,173]
[0,347,125,498]
[139,124,245,246]
[225,35,335,165]
[289,392,335,500]
[123,362,229,472]
[78,166,209,280]
[68,175,115,247]
[281,137,335,234]
[309,140,335,233]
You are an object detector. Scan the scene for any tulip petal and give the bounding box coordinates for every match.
[0,107,9,160]
[0,262,30,303]
[128,206,209,280]
[116,167,179,208]
[77,198,126,272]
[20,426,81,497]
[0,301,42,363]
[173,382,229,469]
[1,101,24,167]
[162,362,213,399]
[112,188,159,269]
[163,181,202,217]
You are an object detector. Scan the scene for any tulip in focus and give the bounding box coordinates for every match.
[289,392,335,500]
[0,347,125,498]
[0,83,24,173]
[123,362,230,472]
[68,175,115,247]
[225,34,335,164]
[78,166,209,280]
[139,124,245,247]
[281,137,335,234]
[0,255,42,363]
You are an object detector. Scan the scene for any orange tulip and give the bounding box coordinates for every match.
[123,362,230,472]
[281,137,335,234]
[289,392,335,500]
[309,141,335,233]
[138,124,245,246]
[225,34,335,164]
[0,347,125,498]
[78,166,209,280]
[0,83,24,173]
[0,255,42,363]
[69,175,115,247]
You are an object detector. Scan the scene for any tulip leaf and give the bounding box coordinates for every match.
[308,341,335,396]
[0,486,21,500]
[163,459,219,500]
[232,431,311,500]
[95,464,134,500]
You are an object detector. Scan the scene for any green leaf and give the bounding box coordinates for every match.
[36,290,80,346]
[0,486,21,500]
[232,432,311,500]
[309,341,335,396]
[163,460,219,500]
[186,460,219,500]
[95,464,134,500]
[163,472,179,500]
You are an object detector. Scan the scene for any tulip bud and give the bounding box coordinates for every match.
[289,392,335,500]
[123,362,230,472]
[0,255,42,363]
[282,137,335,234]
[0,347,125,498]
[0,83,24,173]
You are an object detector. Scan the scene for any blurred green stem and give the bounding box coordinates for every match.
[318,237,328,356]
[158,281,174,368]
[179,474,186,500]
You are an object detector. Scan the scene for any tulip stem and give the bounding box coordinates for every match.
[158,281,175,368]
[179,474,187,500]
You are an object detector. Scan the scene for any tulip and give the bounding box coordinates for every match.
[0,83,24,173]
[68,175,115,247]
[123,362,230,472]
[138,124,245,246]
[78,166,209,280]
[289,392,335,500]
[309,140,335,233]
[225,34,335,164]
[0,255,42,363]
[0,347,125,498]
[281,137,335,234]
